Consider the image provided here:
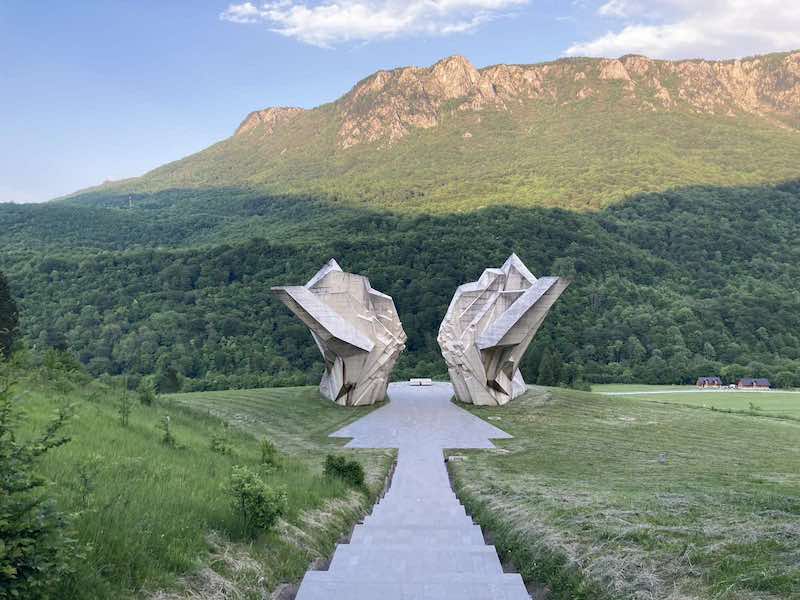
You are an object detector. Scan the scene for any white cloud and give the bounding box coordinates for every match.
[568,0,800,59]
[597,0,633,17]
[220,0,527,47]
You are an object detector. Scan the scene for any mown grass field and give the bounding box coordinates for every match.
[164,387,386,462]
[592,384,697,393]
[594,384,800,419]
[10,363,392,599]
[449,386,800,600]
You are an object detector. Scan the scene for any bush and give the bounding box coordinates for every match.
[118,385,133,427]
[210,423,233,455]
[227,466,287,532]
[159,415,176,447]
[259,437,279,468]
[137,377,157,406]
[324,454,365,488]
[0,377,76,598]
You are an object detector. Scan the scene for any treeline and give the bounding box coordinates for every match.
[0,270,18,358]
[1,181,799,390]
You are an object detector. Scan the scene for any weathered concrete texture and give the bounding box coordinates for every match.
[294,382,530,600]
[438,254,569,406]
[272,260,407,406]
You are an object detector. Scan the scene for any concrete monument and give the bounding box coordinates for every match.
[438,254,570,406]
[271,260,407,406]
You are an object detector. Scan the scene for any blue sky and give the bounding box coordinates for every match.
[2,0,799,202]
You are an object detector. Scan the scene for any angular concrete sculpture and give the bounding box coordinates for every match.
[438,254,570,406]
[271,260,407,406]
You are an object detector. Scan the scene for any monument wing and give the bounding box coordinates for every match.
[437,254,569,406]
[272,260,407,406]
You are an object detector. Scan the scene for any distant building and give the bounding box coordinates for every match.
[696,376,722,388]
[737,378,771,390]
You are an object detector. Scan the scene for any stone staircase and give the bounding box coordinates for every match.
[295,443,530,599]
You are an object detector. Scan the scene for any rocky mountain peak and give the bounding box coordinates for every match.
[235,106,304,136]
[233,51,800,148]
[429,55,481,95]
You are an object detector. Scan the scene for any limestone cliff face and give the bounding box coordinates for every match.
[234,52,800,148]
[335,55,500,149]
[235,107,305,136]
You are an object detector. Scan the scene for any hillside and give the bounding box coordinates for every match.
[2,182,800,391]
[1,358,392,599]
[68,52,800,212]
[2,51,800,391]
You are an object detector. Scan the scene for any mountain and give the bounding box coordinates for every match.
[69,52,800,211]
[2,52,800,393]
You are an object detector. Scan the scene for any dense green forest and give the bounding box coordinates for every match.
[2,180,799,391]
[0,270,18,358]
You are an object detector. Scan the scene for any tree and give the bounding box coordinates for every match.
[0,270,18,358]
[536,348,562,387]
[137,376,157,406]
[0,377,75,597]
[154,365,181,394]
[774,371,797,389]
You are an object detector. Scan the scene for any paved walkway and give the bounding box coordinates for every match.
[295,382,530,600]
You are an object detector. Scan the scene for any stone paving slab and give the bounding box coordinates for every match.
[294,382,530,600]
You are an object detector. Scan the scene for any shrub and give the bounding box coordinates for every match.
[137,377,157,406]
[210,423,233,455]
[118,385,133,427]
[324,454,365,488]
[259,437,279,468]
[774,371,797,389]
[228,466,287,532]
[159,415,176,447]
[0,377,77,598]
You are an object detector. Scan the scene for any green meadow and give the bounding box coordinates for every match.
[592,384,697,393]
[595,384,800,419]
[6,360,392,599]
[450,386,800,600]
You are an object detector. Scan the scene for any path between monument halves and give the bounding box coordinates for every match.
[295,382,531,600]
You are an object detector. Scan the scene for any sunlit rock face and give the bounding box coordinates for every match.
[438,254,570,406]
[271,260,407,406]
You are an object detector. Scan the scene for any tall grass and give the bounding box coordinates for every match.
[8,364,390,598]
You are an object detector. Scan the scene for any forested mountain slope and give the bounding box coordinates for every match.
[3,51,800,390]
[2,182,799,390]
[66,52,800,212]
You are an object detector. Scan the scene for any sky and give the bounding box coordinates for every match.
[2,1,799,203]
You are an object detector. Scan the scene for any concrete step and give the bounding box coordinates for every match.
[376,492,460,505]
[295,572,530,600]
[370,502,467,520]
[328,545,503,578]
[350,524,486,546]
[363,512,474,528]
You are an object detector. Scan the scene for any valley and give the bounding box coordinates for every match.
[2,46,800,600]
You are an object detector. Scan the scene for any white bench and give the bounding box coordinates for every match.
[409,378,433,386]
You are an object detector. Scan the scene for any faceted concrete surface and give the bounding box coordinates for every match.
[438,254,569,406]
[272,259,407,406]
[294,382,530,600]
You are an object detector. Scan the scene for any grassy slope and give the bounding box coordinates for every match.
[78,102,800,214]
[13,365,391,599]
[449,386,800,600]
[165,386,390,468]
